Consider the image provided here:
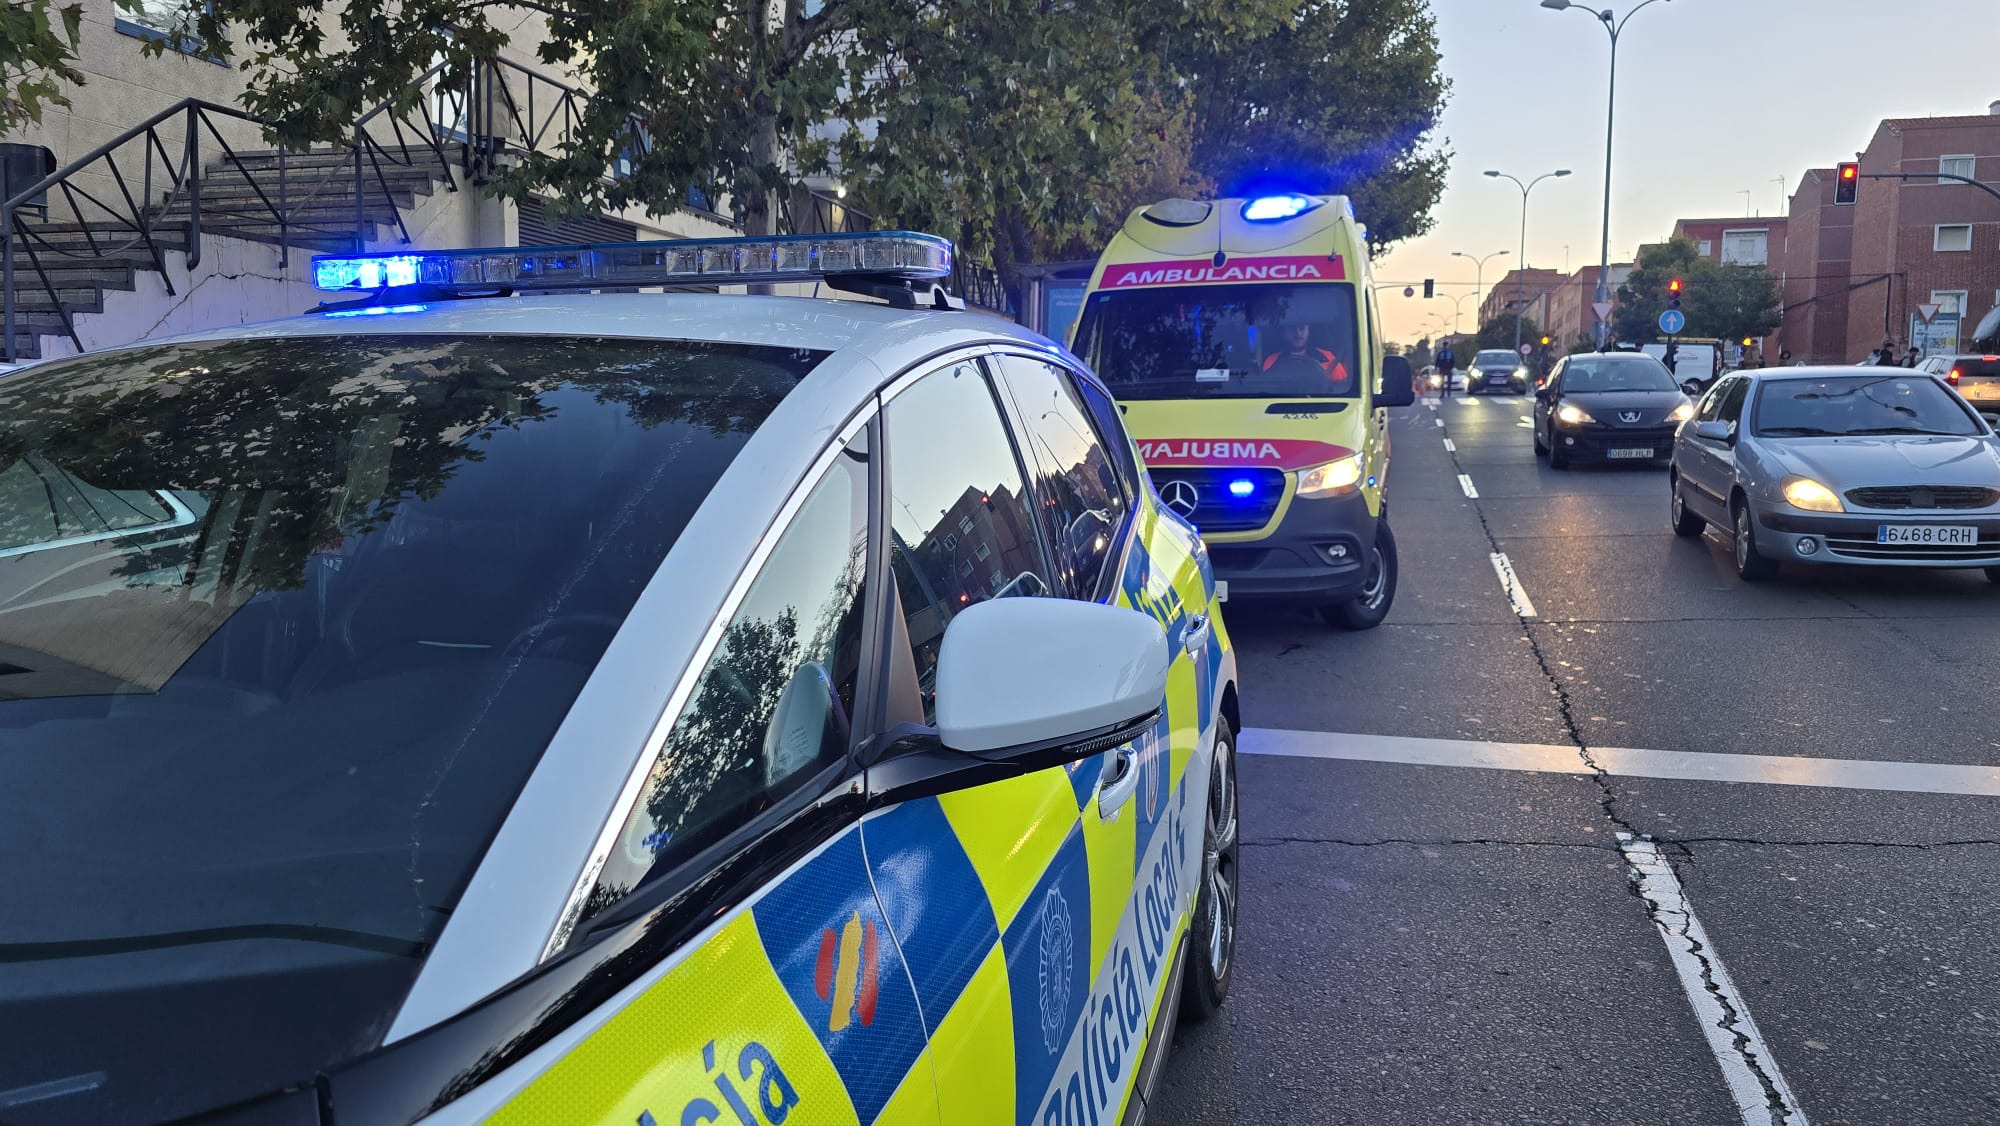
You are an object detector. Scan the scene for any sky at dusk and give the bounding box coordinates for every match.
[1374,0,2000,345]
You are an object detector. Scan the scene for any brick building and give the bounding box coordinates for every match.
[1478,268,1565,330]
[1543,263,1633,348]
[1775,105,2000,363]
[1670,217,1788,267]
[1774,168,1854,364]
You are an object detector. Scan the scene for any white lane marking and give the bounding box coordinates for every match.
[1442,438,1456,452]
[1489,551,1537,617]
[1239,728,2000,797]
[1425,399,1438,411]
[1620,835,1810,1126]
[1460,395,1482,406]
[1434,417,1444,428]
[1516,420,1534,429]
[1518,414,1533,424]
[1458,473,1479,498]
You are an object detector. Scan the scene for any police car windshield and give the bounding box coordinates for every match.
[0,333,824,1125]
[1073,282,1362,399]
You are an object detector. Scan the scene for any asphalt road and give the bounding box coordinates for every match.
[1151,389,2000,1126]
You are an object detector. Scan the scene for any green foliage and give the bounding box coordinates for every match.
[1476,316,1540,352]
[126,0,1449,269]
[0,0,85,136]
[1182,0,1451,254]
[1614,238,1782,345]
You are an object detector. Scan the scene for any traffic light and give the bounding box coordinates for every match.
[1540,335,1551,346]
[1667,277,1683,309]
[1423,278,1435,299]
[1835,162,1859,205]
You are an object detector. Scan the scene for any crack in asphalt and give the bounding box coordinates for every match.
[1437,415,1806,1126]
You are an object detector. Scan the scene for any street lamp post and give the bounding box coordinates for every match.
[1451,249,1509,339]
[1485,169,1572,353]
[1542,0,1673,349]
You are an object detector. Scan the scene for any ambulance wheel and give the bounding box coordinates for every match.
[1181,724,1238,1022]
[1320,520,1397,630]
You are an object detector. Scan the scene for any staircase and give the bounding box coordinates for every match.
[4,132,454,362]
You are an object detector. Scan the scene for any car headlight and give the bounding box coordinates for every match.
[1782,476,1845,513]
[1297,454,1365,498]
[1668,402,1695,423]
[1555,402,1595,426]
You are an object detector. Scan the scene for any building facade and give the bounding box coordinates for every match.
[1670,217,1788,268]
[1478,267,1565,331]
[1542,263,1633,349]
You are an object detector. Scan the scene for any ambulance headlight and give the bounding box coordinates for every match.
[1296,454,1364,498]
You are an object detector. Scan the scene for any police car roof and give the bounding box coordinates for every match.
[144,291,1068,387]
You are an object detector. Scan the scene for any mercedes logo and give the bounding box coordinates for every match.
[1162,480,1199,517]
[1619,410,1642,423]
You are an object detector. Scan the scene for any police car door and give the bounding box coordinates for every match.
[1001,353,1211,1120]
[404,421,944,1126]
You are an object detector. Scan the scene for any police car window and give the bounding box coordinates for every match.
[996,355,1129,600]
[0,334,824,1125]
[1072,282,1362,400]
[582,437,870,927]
[884,361,1052,724]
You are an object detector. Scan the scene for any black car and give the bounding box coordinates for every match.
[1532,352,1695,469]
[1466,349,1531,395]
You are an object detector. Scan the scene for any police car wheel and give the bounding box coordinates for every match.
[1181,724,1238,1022]
[1320,520,1398,630]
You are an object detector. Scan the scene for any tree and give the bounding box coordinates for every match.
[0,0,84,136]
[1611,238,1703,345]
[1181,0,1451,254]
[1477,316,1540,352]
[1612,238,1782,346]
[134,0,1448,273]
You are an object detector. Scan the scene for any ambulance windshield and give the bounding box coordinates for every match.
[1073,282,1362,400]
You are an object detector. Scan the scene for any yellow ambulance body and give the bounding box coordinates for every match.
[1070,194,1414,628]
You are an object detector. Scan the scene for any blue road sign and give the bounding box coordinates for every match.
[1658,309,1686,335]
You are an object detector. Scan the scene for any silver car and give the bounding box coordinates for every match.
[1667,366,2000,582]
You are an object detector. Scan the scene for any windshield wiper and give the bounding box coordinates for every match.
[1759,426,1841,436]
[0,923,431,962]
[1843,427,1963,437]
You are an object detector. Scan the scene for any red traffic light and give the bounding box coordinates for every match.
[1667,278,1683,294]
[1835,162,1860,205]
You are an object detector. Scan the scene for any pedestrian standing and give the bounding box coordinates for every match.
[1436,341,1456,400]
[1877,339,1900,366]
[1904,346,1921,367]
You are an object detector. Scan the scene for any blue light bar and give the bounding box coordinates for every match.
[1242,194,1320,222]
[1227,479,1256,498]
[311,231,954,294]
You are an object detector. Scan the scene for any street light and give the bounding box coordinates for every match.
[1451,249,1509,334]
[1542,0,1674,348]
[1485,168,1572,352]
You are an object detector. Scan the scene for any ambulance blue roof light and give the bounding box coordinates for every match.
[311,231,954,295]
[1241,195,1320,222]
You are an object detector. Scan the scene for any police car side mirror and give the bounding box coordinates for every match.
[1378,354,1416,408]
[863,598,1169,806]
[936,597,1168,754]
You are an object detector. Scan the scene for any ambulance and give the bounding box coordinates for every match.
[1070,194,1416,629]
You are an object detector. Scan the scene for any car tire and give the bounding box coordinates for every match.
[1180,723,1238,1023]
[1547,432,1570,470]
[1733,500,1778,582]
[1985,566,2000,585]
[1321,519,1398,629]
[1533,424,1548,457]
[1669,474,1706,538]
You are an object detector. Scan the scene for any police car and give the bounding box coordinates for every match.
[0,232,1240,1126]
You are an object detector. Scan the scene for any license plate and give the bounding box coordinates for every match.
[1877,524,1977,545]
[1489,376,1507,384]
[1607,448,1655,460]
[1964,382,2000,400]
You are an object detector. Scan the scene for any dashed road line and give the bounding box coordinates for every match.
[1488,551,1537,617]
[1457,473,1479,498]
[1620,835,1810,1126]
[1434,417,1444,428]
[1442,438,1456,452]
